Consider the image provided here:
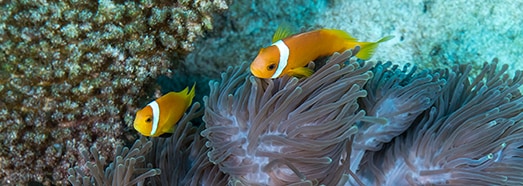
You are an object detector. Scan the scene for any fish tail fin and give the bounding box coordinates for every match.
[354,35,394,60]
[377,35,395,43]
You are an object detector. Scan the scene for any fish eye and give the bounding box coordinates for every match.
[267,63,276,71]
[145,117,152,123]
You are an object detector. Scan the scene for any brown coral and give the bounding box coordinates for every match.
[0,0,228,184]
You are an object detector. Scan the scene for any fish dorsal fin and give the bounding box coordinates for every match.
[174,83,196,110]
[272,25,294,43]
[185,83,196,109]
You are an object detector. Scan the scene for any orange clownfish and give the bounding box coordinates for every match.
[250,27,394,79]
[133,84,195,137]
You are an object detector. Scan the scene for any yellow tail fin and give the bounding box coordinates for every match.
[355,35,394,60]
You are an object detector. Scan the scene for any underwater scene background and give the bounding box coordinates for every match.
[1,0,523,185]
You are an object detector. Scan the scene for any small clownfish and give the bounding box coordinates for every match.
[133,84,195,137]
[250,27,394,79]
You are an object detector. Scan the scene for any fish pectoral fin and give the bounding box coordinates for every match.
[288,67,314,78]
[168,124,177,133]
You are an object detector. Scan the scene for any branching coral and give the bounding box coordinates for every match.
[0,0,228,184]
[202,49,375,185]
[358,59,523,185]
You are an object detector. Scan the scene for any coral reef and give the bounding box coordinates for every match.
[4,0,523,185]
[0,0,228,184]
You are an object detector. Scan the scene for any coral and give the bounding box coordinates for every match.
[0,0,228,184]
[358,60,523,185]
[201,49,373,185]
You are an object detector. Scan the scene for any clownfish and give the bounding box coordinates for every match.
[133,84,195,137]
[250,27,394,79]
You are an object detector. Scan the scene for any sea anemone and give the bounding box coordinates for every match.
[351,61,445,172]
[68,51,523,185]
[201,49,373,185]
[146,102,229,186]
[358,59,523,185]
[68,103,205,186]
[67,137,160,186]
